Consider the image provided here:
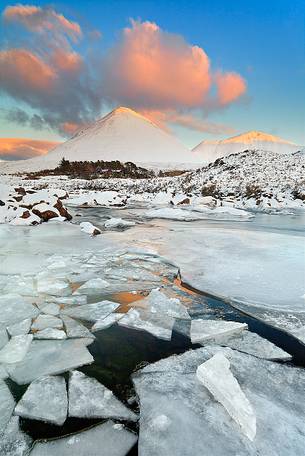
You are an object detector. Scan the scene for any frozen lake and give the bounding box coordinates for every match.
[0,208,304,455]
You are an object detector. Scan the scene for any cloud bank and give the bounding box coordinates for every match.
[0,138,60,160]
[1,4,247,149]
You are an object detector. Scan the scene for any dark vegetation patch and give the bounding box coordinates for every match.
[24,158,155,180]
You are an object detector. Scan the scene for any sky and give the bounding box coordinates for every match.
[0,0,304,159]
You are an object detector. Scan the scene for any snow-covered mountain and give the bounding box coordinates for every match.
[1,107,198,174]
[193,131,302,164]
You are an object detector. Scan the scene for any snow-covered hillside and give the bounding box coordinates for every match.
[0,107,198,173]
[179,149,305,210]
[193,131,302,164]
[3,149,304,212]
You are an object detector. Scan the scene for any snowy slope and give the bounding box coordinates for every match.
[1,107,198,173]
[193,131,302,164]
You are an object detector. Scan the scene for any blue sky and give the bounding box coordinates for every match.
[0,0,304,152]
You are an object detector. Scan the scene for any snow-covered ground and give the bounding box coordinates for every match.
[0,150,304,454]
[2,148,304,212]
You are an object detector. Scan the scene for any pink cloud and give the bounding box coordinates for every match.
[103,20,211,109]
[215,71,247,105]
[3,4,82,41]
[0,48,56,92]
[51,49,83,73]
[0,137,60,160]
[140,109,236,135]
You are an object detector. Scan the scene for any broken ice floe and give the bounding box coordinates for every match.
[196,352,256,441]
[6,339,93,385]
[74,277,110,294]
[29,420,137,456]
[68,370,138,421]
[0,328,9,350]
[62,315,94,339]
[0,294,38,327]
[61,301,120,322]
[34,328,67,340]
[31,315,63,331]
[7,318,32,337]
[0,334,33,364]
[0,380,15,434]
[119,308,174,341]
[133,346,305,455]
[218,330,291,361]
[143,289,190,320]
[190,319,247,344]
[91,313,124,332]
[0,416,32,456]
[15,375,67,425]
[36,302,60,316]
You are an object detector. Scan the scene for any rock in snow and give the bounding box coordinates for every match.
[196,352,256,441]
[80,221,101,236]
[15,375,67,425]
[190,319,247,344]
[68,371,138,421]
[29,420,137,456]
[104,218,136,229]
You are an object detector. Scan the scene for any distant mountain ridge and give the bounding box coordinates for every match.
[0,107,198,173]
[193,130,302,164]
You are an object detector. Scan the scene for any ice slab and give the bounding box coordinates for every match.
[0,380,15,434]
[31,315,63,331]
[219,330,291,361]
[91,313,124,332]
[15,375,67,425]
[69,371,138,421]
[145,207,203,221]
[104,218,136,229]
[0,328,8,349]
[34,328,67,340]
[36,278,71,297]
[62,315,94,339]
[37,302,60,316]
[196,353,256,441]
[75,278,110,294]
[29,420,137,456]
[133,346,305,455]
[61,301,120,322]
[51,295,87,306]
[7,319,31,337]
[119,308,174,340]
[0,365,8,380]
[0,294,38,326]
[0,335,33,364]
[0,416,32,456]
[191,319,247,344]
[7,339,93,385]
[144,289,190,320]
